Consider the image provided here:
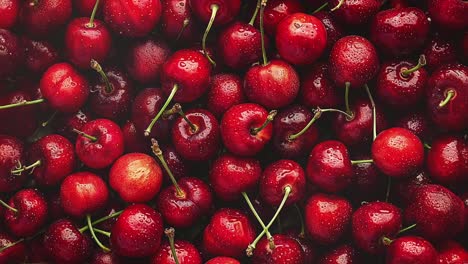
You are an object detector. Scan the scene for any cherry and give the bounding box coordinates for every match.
[52,110,92,141]
[152,228,202,264]
[253,0,303,36]
[90,251,122,264]
[252,234,304,264]
[313,11,345,52]
[0,232,26,263]
[352,201,402,254]
[304,193,352,245]
[394,111,431,140]
[125,39,171,85]
[43,219,92,264]
[385,236,437,264]
[300,62,341,109]
[3,189,47,237]
[350,153,386,202]
[121,121,148,153]
[103,0,162,37]
[20,0,72,38]
[0,0,19,29]
[25,235,50,263]
[89,62,135,120]
[60,171,109,218]
[426,63,468,132]
[436,241,468,264]
[329,0,382,26]
[426,135,468,185]
[160,144,190,181]
[22,37,59,74]
[370,8,430,57]
[207,73,245,117]
[109,153,163,203]
[404,184,465,241]
[0,29,23,79]
[372,128,424,178]
[0,135,27,192]
[73,0,101,16]
[318,244,359,264]
[275,13,327,65]
[202,208,255,258]
[422,37,457,72]
[160,0,199,43]
[0,90,38,139]
[206,257,240,264]
[392,171,431,206]
[427,0,467,30]
[220,103,275,156]
[111,204,163,257]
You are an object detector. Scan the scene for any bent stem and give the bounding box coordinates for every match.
[364,84,377,140]
[0,99,44,110]
[424,143,431,150]
[251,110,277,135]
[87,214,111,252]
[331,0,345,11]
[91,59,113,93]
[400,55,426,78]
[312,2,328,13]
[176,19,190,41]
[241,192,274,248]
[249,0,262,25]
[0,199,17,213]
[11,160,42,175]
[151,139,185,198]
[79,210,123,233]
[351,159,373,165]
[165,228,181,264]
[165,103,198,132]
[202,4,219,66]
[259,0,269,65]
[144,84,178,136]
[438,90,455,108]
[73,128,97,142]
[381,236,393,246]
[294,204,305,238]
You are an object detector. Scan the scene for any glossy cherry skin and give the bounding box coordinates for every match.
[0,29,23,79]
[329,0,381,26]
[207,73,245,117]
[422,37,457,72]
[190,0,240,25]
[205,257,240,264]
[109,153,163,203]
[372,128,424,178]
[436,241,468,264]
[157,177,212,228]
[89,68,135,120]
[40,63,89,113]
[314,11,345,53]
[152,239,202,264]
[4,189,47,237]
[252,234,304,264]
[121,121,148,153]
[428,0,468,30]
[65,18,112,69]
[376,60,428,108]
[75,119,124,169]
[210,153,261,201]
[300,62,341,109]
[103,0,162,37]
[172,108,220,161]
[20,0,72,38]
[126,39,171,85]
[60,172,109,217]
[53,110,92,141]
[318,244,359,264]
[352,201,402,254]
[370,8,430,57]
[276,13,327,65]
[392,171,431,206]
[386,236,437,264]
[253,0,303,36]
[329,36,380,89]
[28,134,76,186]
[405,184,465,241]
[244,60,300,109]
[160,0,199,42]
[305,193,352,245]
[111,204,164,258]
[395,111,432,141]
[426,63,468,132]
[43,219,92,264]
[273,105,319,159]
[0,135,26,192]
[90,251,122,264]
[202,208,256,258]
[0,0,19,29]
[0,232,26,263]
[426,135,468,185]
[23,37,59,74]
[306,140,353,193]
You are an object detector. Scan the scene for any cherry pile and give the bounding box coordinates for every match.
[0,0,467,263]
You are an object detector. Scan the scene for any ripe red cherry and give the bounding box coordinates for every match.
[109,153,163,203]
[111,204,164,258]
[220,103,275,157]
[427,0,468,30]
[370,8,430,57]
[20,0,72,38]
[75,119,124,169]
[0,90,38,139]
[392,171,431,206]
[0,135,26,192]
[0,232,26,263]
[0,0,19,29]
[252,234,304,264]
[352,201,402,254]
[53,110,92,141]
[300,62,341,109]
[314,11,345,52]
[202,208,256,258]
[4,189,47,237]
[422,37,457,72]
[40,62,89,113]
[0,29,23,79]
[160,144,190,181]
[394,111,431,140]
[371,128,424,178]
[404,184,465,241]
[103,0,162,37]
[305,193,352,245]
[73,0,101,16]
[152,238,202,264]
[437,241,468,264]
[329,0,381,26]
[121,121,148,153]
[318,244,359,264]
[253,0,304,36]
[329,35,380,89]
[284,231,316,264]
[350,153,386,202]
[385,236,437,264]
[22,37,59,74]
[90,251,122,264]
[206,257,240,264]
[60,172,109,218]
[160,0,199,42]
[275,13,327,65]
[207,73,245,117]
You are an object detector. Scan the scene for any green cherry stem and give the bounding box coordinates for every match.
[396,223,417,235]
[312,2,328,13]
[86,0,100,28]
[241,192,274,248]
[73,128,98,142]
[249,0,262,25]
[259,0,269,66]
[0,199,17,213]
[87,214,111,252]
[0,99,45,110]
[438,89,456,108]
[90,59,113,93]
[351,159,373,165]
[202,4,219,66]
[93,228,111,237]
[176,19,190,41]
[144,84,179,137]
[344,82,353,118]
[151,139,185,198]
[400,55,426,78]
[251,110,277,135]
[164,103,198,132]
[79,210,123,233]
[41,111,58,127]
[331,0,345,11]
[10,160,41,175]
[381,236,393,246]
[364,84,377,140]
[424,143,432,150]
[0,238,24,253]
[165,228,181,264]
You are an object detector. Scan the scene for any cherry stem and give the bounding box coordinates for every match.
[241,192,273,245]
[438,90,455,108]
[93,228,111,237]
[165,103,198,132]
[331,0,345,11]
[202,4,219,66]
[86,0,100,28]
[0,199,17,213]
[259,0,269,66]
[165,228,181,264]
[364,84,377,140]
[312,2,328,13]
[382,236,393,246]
[246,186,292,256]
[385,176,391,202]
[344,82,353,118]
[0,238,24,253]
[87,214,111,252]
[10,160,41,175]
[176,18,190,41]
[351,159,373,165]
[79,210,123,233]
[151,139,185,198]
[144,84,178,137]
[397,223,417,235]
[400,55,426,78]
[73,128,97,142]
[424,143,432,150]
[294,204,305,238]
[42,111,57,127]
[251,110,277,135]
[249,0,262,25]
[0,99,44,110]
[91,59,113,93]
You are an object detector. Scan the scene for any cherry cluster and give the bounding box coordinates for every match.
[0,0,467,263]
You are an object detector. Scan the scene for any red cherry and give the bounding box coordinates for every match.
[73,0,101,16]
[422,37,457,72]
[329,0,382,26]
[392,171,431,206]
[385,236,437,264]
[318,244,359,264]
[427,0,468,30]
[300,62,341,109]
[284,231,317,264]
[110,204,164,258]
[52,110,92,141]
[253,0,304,36]
[205,257,240,264]
[0,135,27,192]
[436,241,468,264]
[0,232,26,263]
[90,251,122,264]
[160,0,199,42]
[207,73,245,117]
[0,0,19,29]
[152,238,202,264]
[0,29,23,79]
[22,37,59,74]
[103,0,162,37]
[20,0,72,38]
[252,234,304,264]
[314,11,345,52]
[0,90,38,139]
[121,121,148,153]
[160,144,190,181]
[394,111,432,140]
[371,128,424,178]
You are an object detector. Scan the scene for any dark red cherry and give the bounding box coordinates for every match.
[253,0,304,36]
[252,234,304,264]
[160,0,199,42]
[121,121,148,153]
[394,111,431,140]
[0,232,26,263]
[25,235,50,263]
[22,37,59,74]
[103,0,162,37]
[300,62,341,109]
[329,0,381,26]
[20,0,72,38]
[189,0,240,25]
[423,37,457,72]
[385,236,437,264]
[206,257,240,264]
[318,244,359,264]
[0,0,19,29]
[152,239,202,264]
[0,90,38,139]
[53,110,92,141]
[207,73,245,117]
[90,251,122,264]
[392,171,431,206]
[161,144,190,181]
[284,231,316,264]
[314,11,345,52]
[73,0,101,16]
[0,135,26,192]
[428,0,468,30]
[0,29,23,79]
[350,154,385,201]
[436,241,468,264]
